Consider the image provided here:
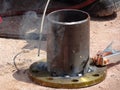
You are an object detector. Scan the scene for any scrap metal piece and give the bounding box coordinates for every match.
[103,52,120,64]
[92,42,120,66]
[28,59,106,89]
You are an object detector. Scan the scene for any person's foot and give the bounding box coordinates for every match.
[59,0,120,17]
[86,0,120,17]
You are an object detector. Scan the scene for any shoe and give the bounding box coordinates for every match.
[87,0,120,17]
[59,0,120,17]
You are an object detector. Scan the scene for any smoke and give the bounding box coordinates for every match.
[19,11,47,50]
[20,11,40,39]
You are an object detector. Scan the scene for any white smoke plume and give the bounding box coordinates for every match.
[19,11,47,50]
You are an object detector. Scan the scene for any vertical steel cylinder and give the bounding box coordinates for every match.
[47,9,90,76]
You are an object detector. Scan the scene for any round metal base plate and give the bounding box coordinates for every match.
[28,60,106,89]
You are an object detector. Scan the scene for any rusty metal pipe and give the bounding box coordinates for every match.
[47,9,90,76]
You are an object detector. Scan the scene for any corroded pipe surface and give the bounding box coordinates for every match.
[47,9,90,76]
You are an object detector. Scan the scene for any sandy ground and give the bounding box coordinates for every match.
[0,12,120,90]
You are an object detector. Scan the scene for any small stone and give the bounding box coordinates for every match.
[98,86,103,89]
[110,22,113,24]
[104,24,107,26]
[110,74,115,77]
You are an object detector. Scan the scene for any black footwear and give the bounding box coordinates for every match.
[87,0,120,17]
[59,0,120,17]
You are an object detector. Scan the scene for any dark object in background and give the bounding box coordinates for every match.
[60,0,120,17]
[87,0,120,17]
[1,0,119,17]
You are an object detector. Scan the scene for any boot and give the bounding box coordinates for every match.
[59,0,120,17]
[84,0,120,17]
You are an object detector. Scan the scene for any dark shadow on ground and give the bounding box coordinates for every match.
[13,69,32,83]
[91,12,117,21]
[107,61,120,69]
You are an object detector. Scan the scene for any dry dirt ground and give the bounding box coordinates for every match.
[0,12,120,90]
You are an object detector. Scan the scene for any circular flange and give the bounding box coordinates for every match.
[28,60,106,89]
